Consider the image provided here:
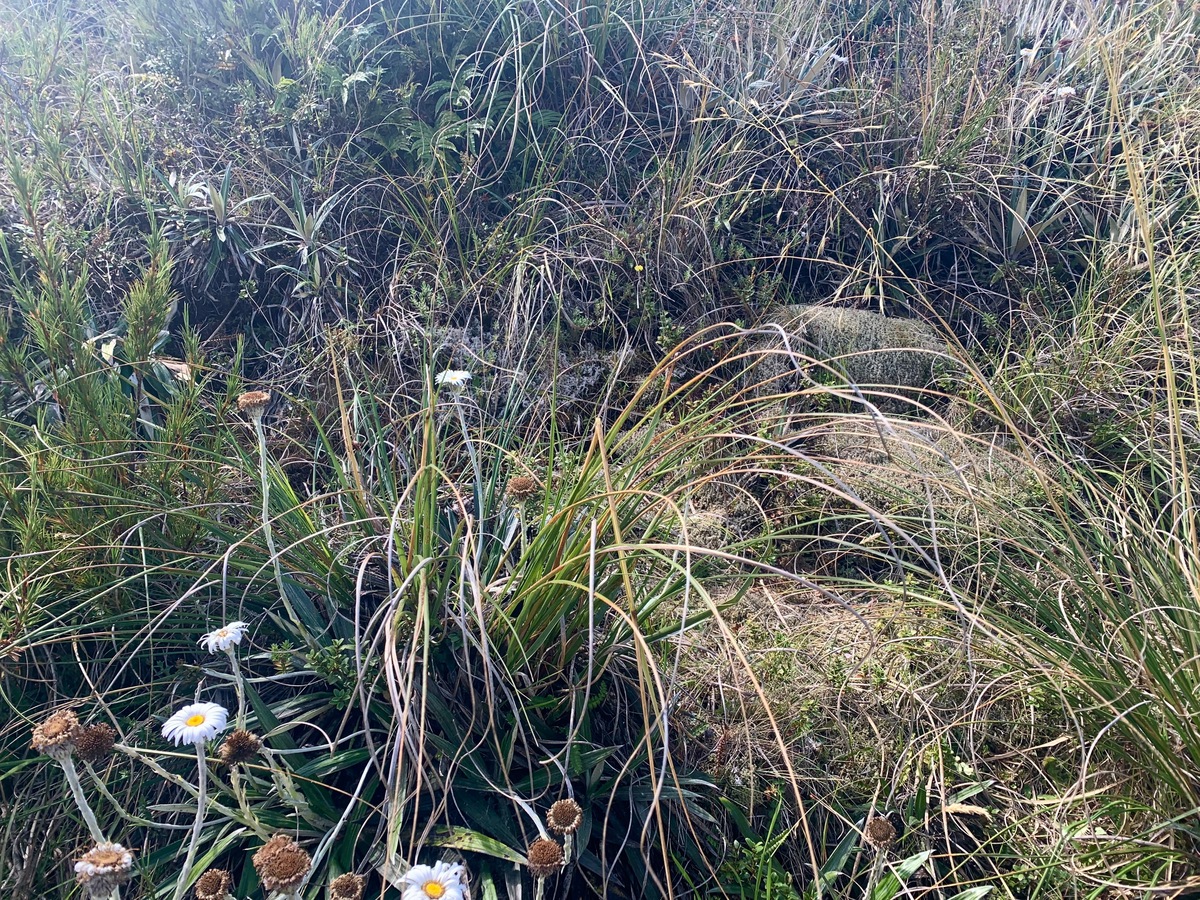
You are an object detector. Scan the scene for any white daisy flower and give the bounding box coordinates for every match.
[1053,85,1077,99]
[434,369,472,392]
[401,861,467,900]
[200,621,249,653]
[162,702,228,746]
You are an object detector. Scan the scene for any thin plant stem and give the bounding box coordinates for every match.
[114,745,245,824]
[59,755,105,843]
[453,399,481,489]
[226,645,246,730]
[229,767,269,840]
[172,742,208,900]
[300,755,374,891]
[516,500,528,560]
[863,848,886,899]
[253,414,303,636]
[83,761,190,830]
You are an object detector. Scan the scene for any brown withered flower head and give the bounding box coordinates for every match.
[863,814,897,850]
[329,872,365,900]
[194,867,234,900]
[236,390,272,418]
[526,838,564,879]
[74,842,135,898]
[75,724,116,765]
[32,709,82,760]
[253,834,311,893]
[505,475,539,502]
[547,798,582,836]
[218,729,262,766]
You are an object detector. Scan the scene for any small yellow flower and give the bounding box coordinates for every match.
[634,264,644,272]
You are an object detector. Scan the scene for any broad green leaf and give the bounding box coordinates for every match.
[428,827,526,864]
[870,850,932,900]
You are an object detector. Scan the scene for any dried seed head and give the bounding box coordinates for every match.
[75,724,116,764]
[236,390,271,417]
[253,835,311,893]
[75,842,135,897]
[194,867,234,900]
[218,729,262,766]
[863,814,897,850]
[942,803,992,823]
[32,709,82,760]
[547,798,582,836]
[526,838,564,879]
[329,872,365,900]
[505,475,539,502]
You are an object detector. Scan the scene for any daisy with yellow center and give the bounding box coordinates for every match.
[400,861,466,900]
[162,700,229,900]
[200,620,248,653]
[162,702,228,745]
[200,621,250,729]
[434,369,472,392]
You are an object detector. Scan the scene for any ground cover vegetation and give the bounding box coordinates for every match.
[1,0,1199,897]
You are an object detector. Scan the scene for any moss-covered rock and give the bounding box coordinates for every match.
[750,305,958,410]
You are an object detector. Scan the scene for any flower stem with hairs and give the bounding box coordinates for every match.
[225,646,246,730]
[173,742,208,900]
[83,762,181,830]
[115,745,248,826]
[59,754,106,843]
[863,846,886,899]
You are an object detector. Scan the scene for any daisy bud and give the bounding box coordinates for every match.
[218,729,262,766]
[75,724,116,765]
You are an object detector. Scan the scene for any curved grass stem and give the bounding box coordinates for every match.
[253,414,304,639]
